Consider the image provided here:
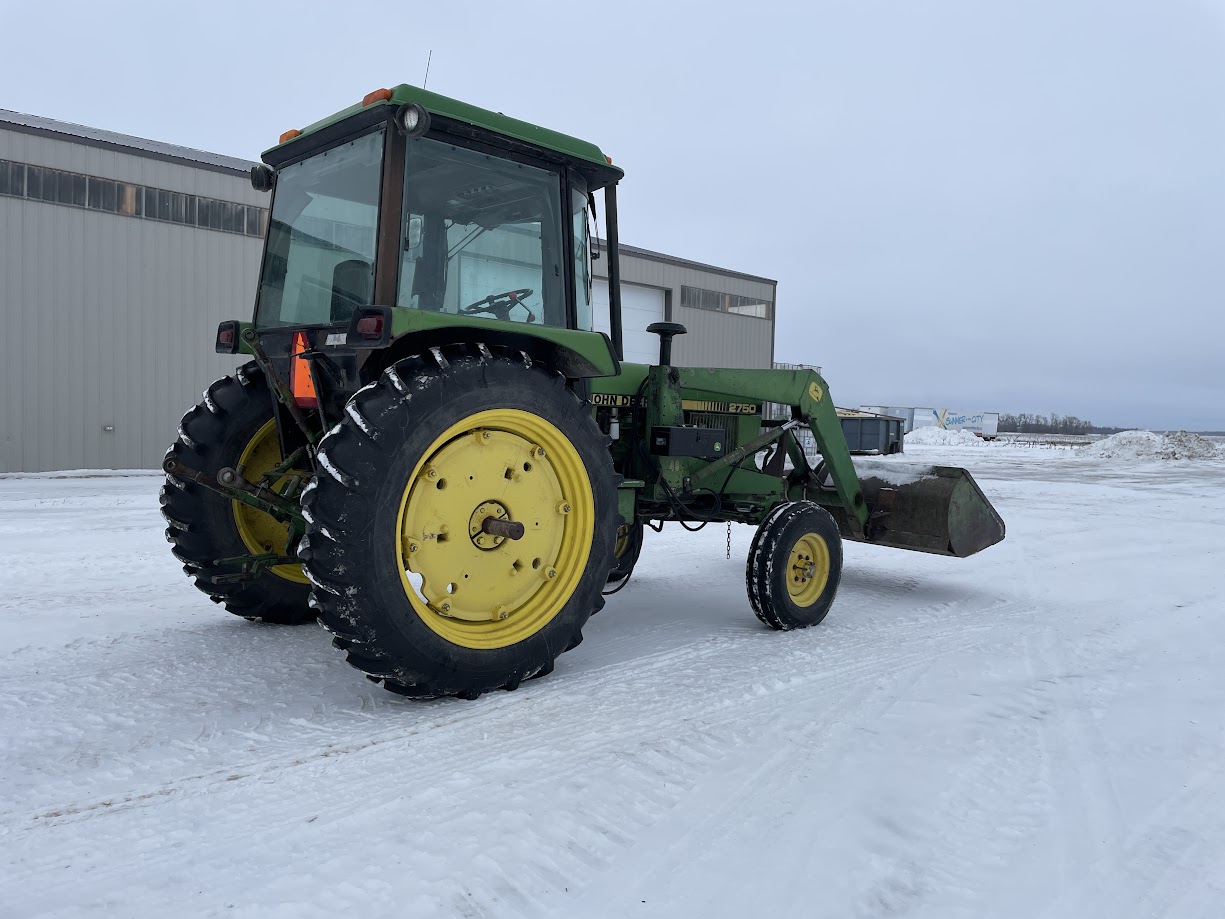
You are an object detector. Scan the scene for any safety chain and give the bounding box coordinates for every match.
[726,522,732,560]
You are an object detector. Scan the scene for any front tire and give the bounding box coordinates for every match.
[161,362,314,624]
[746,501,843,630]
[606,520,644,585]
[300,345,618,699]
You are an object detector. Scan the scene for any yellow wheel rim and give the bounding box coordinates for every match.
[786,532,830,607]
[395,409,595,650]
[232,418,309,584]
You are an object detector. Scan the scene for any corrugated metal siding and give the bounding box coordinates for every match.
[593,246,775,370]
[671,306,775,369]
[1,127,262,472]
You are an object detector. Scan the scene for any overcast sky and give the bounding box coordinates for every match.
[4,0,1222,428]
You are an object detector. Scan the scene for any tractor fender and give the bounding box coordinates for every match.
[361,323,620,383]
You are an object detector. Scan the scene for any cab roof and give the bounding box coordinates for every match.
[264,83,624,186]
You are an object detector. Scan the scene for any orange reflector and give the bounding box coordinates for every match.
[290,331,318,408]
[279,128,301,144]
[362,88,393,106]
[605,155,614,164]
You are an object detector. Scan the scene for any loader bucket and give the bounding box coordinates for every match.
[846,461,1005,558]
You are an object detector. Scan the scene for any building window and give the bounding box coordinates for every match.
[25,165,45,201]
[0,157,267,238]
[119,182,139,216]
[680,285,772,320]
[1,160,26,197]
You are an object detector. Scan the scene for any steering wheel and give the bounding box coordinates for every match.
[460,288,536,323]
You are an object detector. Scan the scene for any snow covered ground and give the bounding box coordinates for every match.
[2,443,1223,918]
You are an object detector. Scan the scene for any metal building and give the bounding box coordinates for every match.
[0,111,268,473]
[0,112,777,473]
[591,242,777,368]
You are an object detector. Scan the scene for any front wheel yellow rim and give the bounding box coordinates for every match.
[614,525,632,558]
[232,418,309,584]
[786,532,830,607]
[395,409,595,650]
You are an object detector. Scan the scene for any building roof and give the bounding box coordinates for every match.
[597,239,777,287]
[0,110,254,177]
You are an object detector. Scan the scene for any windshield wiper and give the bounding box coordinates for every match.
[447,224,488,261]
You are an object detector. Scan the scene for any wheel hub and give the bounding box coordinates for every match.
[469,500,515,549]
[786,533,831,607]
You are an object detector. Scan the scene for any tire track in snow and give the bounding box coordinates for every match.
[1038,763,1225,919]
[2,599,1032,919]
[1,592,1019,825]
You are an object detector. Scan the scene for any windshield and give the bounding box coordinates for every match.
[254,129,384,328]
[398,137,567,327]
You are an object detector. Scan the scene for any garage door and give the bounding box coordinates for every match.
[592,280,666,366]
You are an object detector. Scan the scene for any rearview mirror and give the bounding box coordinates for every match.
[406,216,422,250]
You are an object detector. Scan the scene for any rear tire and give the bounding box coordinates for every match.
[162,362,314,625]
[746,501,843,630]
[300,344,618,699]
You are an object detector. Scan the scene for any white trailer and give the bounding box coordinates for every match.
[861,406,999,438]
[912,408,999,438]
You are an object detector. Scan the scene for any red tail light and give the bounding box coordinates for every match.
[215,320,240,354]
[290,331,318,408]
[355,315,384,340]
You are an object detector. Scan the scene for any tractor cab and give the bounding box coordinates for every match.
[236,85,628,401]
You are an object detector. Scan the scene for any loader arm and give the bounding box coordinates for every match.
[674,367,870,533]
[668,366,1004,558]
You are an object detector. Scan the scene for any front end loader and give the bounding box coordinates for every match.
[162,84,1004,699]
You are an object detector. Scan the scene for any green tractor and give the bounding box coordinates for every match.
[163,84,1004,699]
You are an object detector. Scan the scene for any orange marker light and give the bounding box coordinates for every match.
[279,128,301,144]
[362,88,393,106]
[605,155,614,164]
[290,331,318,408]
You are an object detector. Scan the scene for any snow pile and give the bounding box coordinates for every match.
[906,426,985,447]
[1080,430,1222,461]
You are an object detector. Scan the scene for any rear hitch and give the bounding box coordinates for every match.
[163,456,304,524]
[209,552,301,584]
